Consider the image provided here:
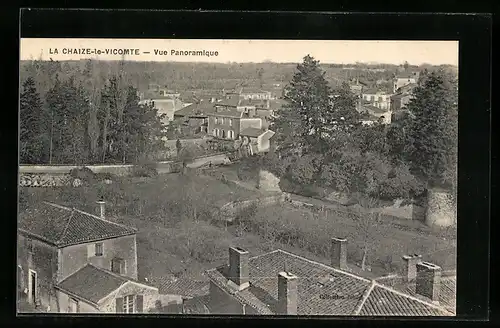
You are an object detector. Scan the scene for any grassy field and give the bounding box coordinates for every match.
[19,170,456,287]
[240,203,456,274]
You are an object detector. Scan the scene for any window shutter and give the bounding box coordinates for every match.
[136,295,144,313]
[116,297,124,313]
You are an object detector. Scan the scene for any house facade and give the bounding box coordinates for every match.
[205,243,454,316]
[17,201,159,313]
[207,109,241,140]
[239,87,273,100]
[361,90,392,110]
[393,72,420,93]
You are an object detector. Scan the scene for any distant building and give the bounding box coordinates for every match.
[17,201,160,313]
[206,100,276,154]
[238,87,274,100]
[393,72,420,93]
[390,93,414,112]
[361,89,392,110]
[139,97,189,124]
[359,104,392,125]
[205,244,453,315]
[349,79,364,98]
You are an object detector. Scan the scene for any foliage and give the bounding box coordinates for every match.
[69,167,97,184]
[20,77,47,164]
[288,153,323,186]
[20,59,167,165]
[132,162,158,178]
[406,69,458,189]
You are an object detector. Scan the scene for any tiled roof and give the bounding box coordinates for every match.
[220,97,241,107]
[56,264,158,305]
[156,277,209,298]
[240,128,265,138]
[56,264,129,304]
[373,274,456,315]
[206,249,453,316]
[241,87,271,94]
[362,89,387,95]
[358,284,450,316]
[396,72,419,79]
[174,103,216,117]
[208,107,242,118]
[239,99,269,107]
[18,202,137,247]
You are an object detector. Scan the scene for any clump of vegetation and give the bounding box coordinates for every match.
[69,166,97,184]
[132,162,158,178]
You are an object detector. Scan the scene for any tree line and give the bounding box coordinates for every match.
[20,59,167,165]
[266,54,458,202]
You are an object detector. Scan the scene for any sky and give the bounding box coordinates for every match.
[20,38,459,66]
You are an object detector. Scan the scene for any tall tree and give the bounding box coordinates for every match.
[20,77,47,163]
[406,69,458,189]
[273,55,332,153]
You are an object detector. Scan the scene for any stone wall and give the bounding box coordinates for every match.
[258,170,281,192]
[425,188,457,227]
[218,194,286,221]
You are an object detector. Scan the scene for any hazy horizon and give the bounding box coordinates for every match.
[20,39,459,66]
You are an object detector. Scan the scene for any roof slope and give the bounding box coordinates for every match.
[18,202,137,247]
[240,128,265,138]
[359,284,450,316]
[157,277,209,298]
[206,249,453,316]
[56,264,129,304]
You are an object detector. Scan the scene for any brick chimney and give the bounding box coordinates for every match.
[228,247,250,290]
[96,200,106,219]
[277,271,298,315]
[402,254,423,282]
[415,262,442,303]
[331,238,348,270]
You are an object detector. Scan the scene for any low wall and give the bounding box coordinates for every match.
[425,188,457,227]
[19,164,134,176]
[218,194,286,221]
[18,152,233,187]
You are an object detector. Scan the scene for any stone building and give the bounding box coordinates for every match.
[17,201,159,313]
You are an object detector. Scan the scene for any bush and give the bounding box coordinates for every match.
[377,163,424,200]
[95,172,117,182]
[132,162,158,178]
[69,166,97,184]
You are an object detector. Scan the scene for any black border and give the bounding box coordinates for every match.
[4,8,492,327]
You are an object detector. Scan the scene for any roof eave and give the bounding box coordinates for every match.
[57,231,137,248]
[54,285,101,308]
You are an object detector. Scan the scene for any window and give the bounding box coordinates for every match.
[26,238,34,254]
[95,243,103,256]
[123,295,135,313]
[221,130,226,138]
[229,118,233,126]
[111,257,126,275]
[227,130,234,139]
[213,128,218,137]
[68,298,79,313]
[378,96,383,102]
[214,117,219,124]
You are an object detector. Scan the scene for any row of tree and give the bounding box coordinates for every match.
[268,55,458,201]
[20,61,167,164]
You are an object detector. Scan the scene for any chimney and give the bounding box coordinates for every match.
[331,238,348,270]
[96,200,106,219]
[415,262,442,303]
[402,254,423,282]
[277,271,298,315]
[228,247,250,290]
